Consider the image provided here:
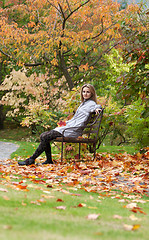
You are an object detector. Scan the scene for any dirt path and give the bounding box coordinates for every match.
[0,141,19,162]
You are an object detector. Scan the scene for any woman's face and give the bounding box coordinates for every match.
[82,87,92,100]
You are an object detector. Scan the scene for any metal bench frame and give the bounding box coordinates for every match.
[54,109,104,161]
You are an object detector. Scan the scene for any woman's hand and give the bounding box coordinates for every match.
[95,108,102,114]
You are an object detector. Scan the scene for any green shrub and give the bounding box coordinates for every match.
[124,98,149,148]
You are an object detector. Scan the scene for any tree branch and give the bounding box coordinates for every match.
[0,49,11,58]
[66,0,90,21]
[46,0,61,13]
[58,3,66,33]
[84,22,117,42]
[58,3,66,21]
[24,62,44,67]
[66,0,72,12]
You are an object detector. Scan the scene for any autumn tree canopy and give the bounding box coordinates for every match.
[0,0,142,90]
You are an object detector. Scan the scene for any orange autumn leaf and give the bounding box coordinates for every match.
[37,199,46,203]
[132,224,141,230]
[138,209,147,215]
[17,185,28,190]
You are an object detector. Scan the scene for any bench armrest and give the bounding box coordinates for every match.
[85,109,103,128]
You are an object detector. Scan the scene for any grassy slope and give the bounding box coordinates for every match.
[0,186,149,240]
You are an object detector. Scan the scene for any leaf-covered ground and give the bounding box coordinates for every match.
[0,151,149,239]
[1,151,149,196]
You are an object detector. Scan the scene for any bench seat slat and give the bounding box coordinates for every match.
[54,137,96,144]
[83,130,98,134]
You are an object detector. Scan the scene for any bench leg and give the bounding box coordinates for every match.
[93,149,96,160]
[93,143,96,160]
[79,143,81,160]
[93,144,97,160]
[61,141,64,162]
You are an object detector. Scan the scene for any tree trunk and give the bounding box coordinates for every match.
[0,105,5,129]
[0,61,6,129]
[59,53,74,90]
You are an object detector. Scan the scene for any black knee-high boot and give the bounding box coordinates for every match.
[42,142,53,164]
[31,142,45,159]
[18,142,45,166]
[31,141,53,164]
[18,140,53,165]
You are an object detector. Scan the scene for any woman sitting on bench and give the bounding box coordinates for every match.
[18,84,102,166]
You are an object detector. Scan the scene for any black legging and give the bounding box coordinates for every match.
[31,130,63,162]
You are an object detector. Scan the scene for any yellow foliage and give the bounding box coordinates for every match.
[0,69,67,123]
[51,58,58,66]
[0,0,142,65]
[79,63,89,72]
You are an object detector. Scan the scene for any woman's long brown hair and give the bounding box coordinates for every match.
[80,84,97,103]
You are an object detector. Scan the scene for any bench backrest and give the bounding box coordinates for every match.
[82,109,104,140]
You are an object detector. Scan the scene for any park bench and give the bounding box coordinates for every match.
[54,108,104,161]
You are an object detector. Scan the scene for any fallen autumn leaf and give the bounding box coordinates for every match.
[86,213,100,220]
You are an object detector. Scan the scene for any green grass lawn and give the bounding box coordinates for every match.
[0,183,149,240]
